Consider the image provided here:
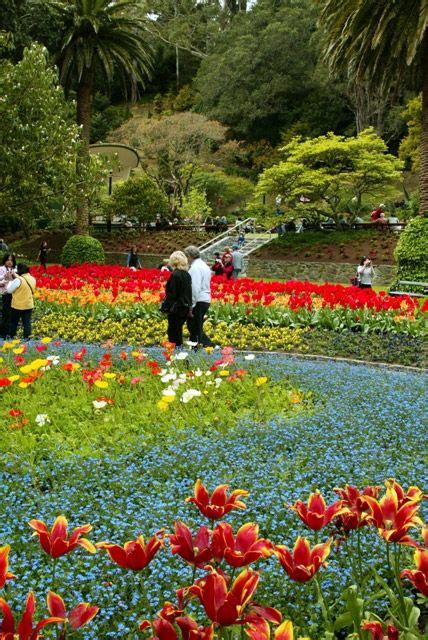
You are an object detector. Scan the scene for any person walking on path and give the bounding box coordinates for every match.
[357,257,375,289]
[231,244,243,279]
[184,245,214,348]
[6,263,37,340]
[38,240,49,271]
[161,251,192,347]
[0,253,17,338]
[127,245,142,269]
[0,239,9,252]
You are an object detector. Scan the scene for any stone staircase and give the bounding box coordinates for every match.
[198,219,274,273]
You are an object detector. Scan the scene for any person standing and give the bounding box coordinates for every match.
[231,244,243,279]
[184,245,214,347]
[127,245,142,269]
[211,252,224,277]
[38,240,49,271]
[0,239,9,252]
[357,257,375,289]
[6,264,37,340]
[0,253,16,338]
[161,251,192,347]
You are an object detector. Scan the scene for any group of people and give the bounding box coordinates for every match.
[0,254,37,340]
[211,245,243,279]
[161,246,215,348]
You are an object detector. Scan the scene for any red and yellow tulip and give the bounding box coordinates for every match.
[28,515,96,558]
[97,531,165,571]
[0,592,64,640]
[186,480,248,520]
[211,522,272,567]
[291,491,344,531]
[47,591,99,629]
[0,545,16,589]
[400,546,428,597]
[170,523,213,567]
[274,537,332,583]
[361,621,398,640]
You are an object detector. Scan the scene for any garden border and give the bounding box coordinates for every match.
[235,349,427,373]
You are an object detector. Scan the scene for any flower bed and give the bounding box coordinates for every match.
[0,350,426,639]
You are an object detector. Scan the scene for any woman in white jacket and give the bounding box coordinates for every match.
[357,257,375,289]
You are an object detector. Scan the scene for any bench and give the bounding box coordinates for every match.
[389,280,428,297]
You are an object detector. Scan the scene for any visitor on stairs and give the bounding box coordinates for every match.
[232,245,243,279]
[184,246,214,348]
[6,263,37,340]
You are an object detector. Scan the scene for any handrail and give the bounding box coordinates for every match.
[198,218,255,253]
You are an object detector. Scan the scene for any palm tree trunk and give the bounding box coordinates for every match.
[419,32,428,216]
[75,69,93,235]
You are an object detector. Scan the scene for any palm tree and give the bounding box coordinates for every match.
[319,0,428,215]
[58,0,153,234]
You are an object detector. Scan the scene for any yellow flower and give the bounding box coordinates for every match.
[157,400,169,411]
[103,372,116,379]
[163,395,175,404]
[205,346,214,354]
[94,380,108,389]
[256,377,268,386]
[8,375,20,382]
[0,357,3,363]
[41,337,52,344]
[19,382,28,389]
[219,370,230,377]
[13,347,25,355]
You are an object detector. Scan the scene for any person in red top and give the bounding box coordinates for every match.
[211,252,224,277]
[370,204,384,221]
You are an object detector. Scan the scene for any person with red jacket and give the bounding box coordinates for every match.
[370,204,384,221]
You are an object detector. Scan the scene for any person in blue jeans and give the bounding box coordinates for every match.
[231,245,243,279]
[184,246,214,347]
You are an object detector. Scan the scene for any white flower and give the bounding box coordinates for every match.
[244,354,256,361]
[194,369,203,377]
[161,372,177,383]
[181,389,202,404]
[92,400,107,410]
[215,378,222,388]
[205,371,212,377]
[175,351,189,360]
[162,388,176,397]
[47,355,60,365]
[186,341,198,347]
[35,414,50,426]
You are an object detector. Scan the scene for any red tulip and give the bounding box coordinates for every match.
[274,537,332,583]
[291,491,344,531]
[47,591,99,630]
[0,592,64,640]
[212,522,272,567]
[361,621,398,640]
[401,547,428,597]
[0,545,16,589]
[188,566,275,627]
[362,479,424,544]
[97,531,165,570]
[333,484,382,533]
[28,516,96,558]
[186,480,248,520]
[176,617,214,640]
[170,523,213,567]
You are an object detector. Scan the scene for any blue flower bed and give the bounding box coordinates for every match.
[0,352,426,639]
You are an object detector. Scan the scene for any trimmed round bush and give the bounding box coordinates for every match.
[61,235,105,266]
[394,217,428,284]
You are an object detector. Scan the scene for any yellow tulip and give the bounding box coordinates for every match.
[256,377,268,386]
[94,380,108,389]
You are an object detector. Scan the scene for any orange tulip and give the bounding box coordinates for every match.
[333,484,381,533]
[362,479,424,544]
[170,523,213,567]
[0,545,16,589]
[212,522,272,567]
[97,531,165,571]
[291,491,344,531]
[186,480,248,520]
[274,537,332,583]
[47,591,99,630]
[28,516,96,558]
[275,620,293,640]
[0,592,64,640]
[401,547,428,597]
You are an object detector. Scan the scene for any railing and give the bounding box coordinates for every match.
[198,218,256,253]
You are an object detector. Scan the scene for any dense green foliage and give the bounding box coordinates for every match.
[394,217,428,284]
[108,174,169,225]
[255,129,402,222]
[0,45,82,234]
[61,235,105,266]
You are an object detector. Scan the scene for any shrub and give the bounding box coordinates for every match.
[178,187,212,220]
[108,174,169,225]
[61,235,105,266]
[394,216,428,285]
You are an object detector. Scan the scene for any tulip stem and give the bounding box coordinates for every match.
[356,529,362,583]
[140,572,153,620]
[393,543,408,627]
[52,557,57,589]
[313,575,330,629]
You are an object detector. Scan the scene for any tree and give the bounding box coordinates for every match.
[399,95,421,173]
[194,0,352,142]
[178,187,212,221]
[255,130,403,223]
[108,174,169,225]
[57,0,153,234]
[110,111,226,206]
[0,44,85,235]
[319,0,428,215]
